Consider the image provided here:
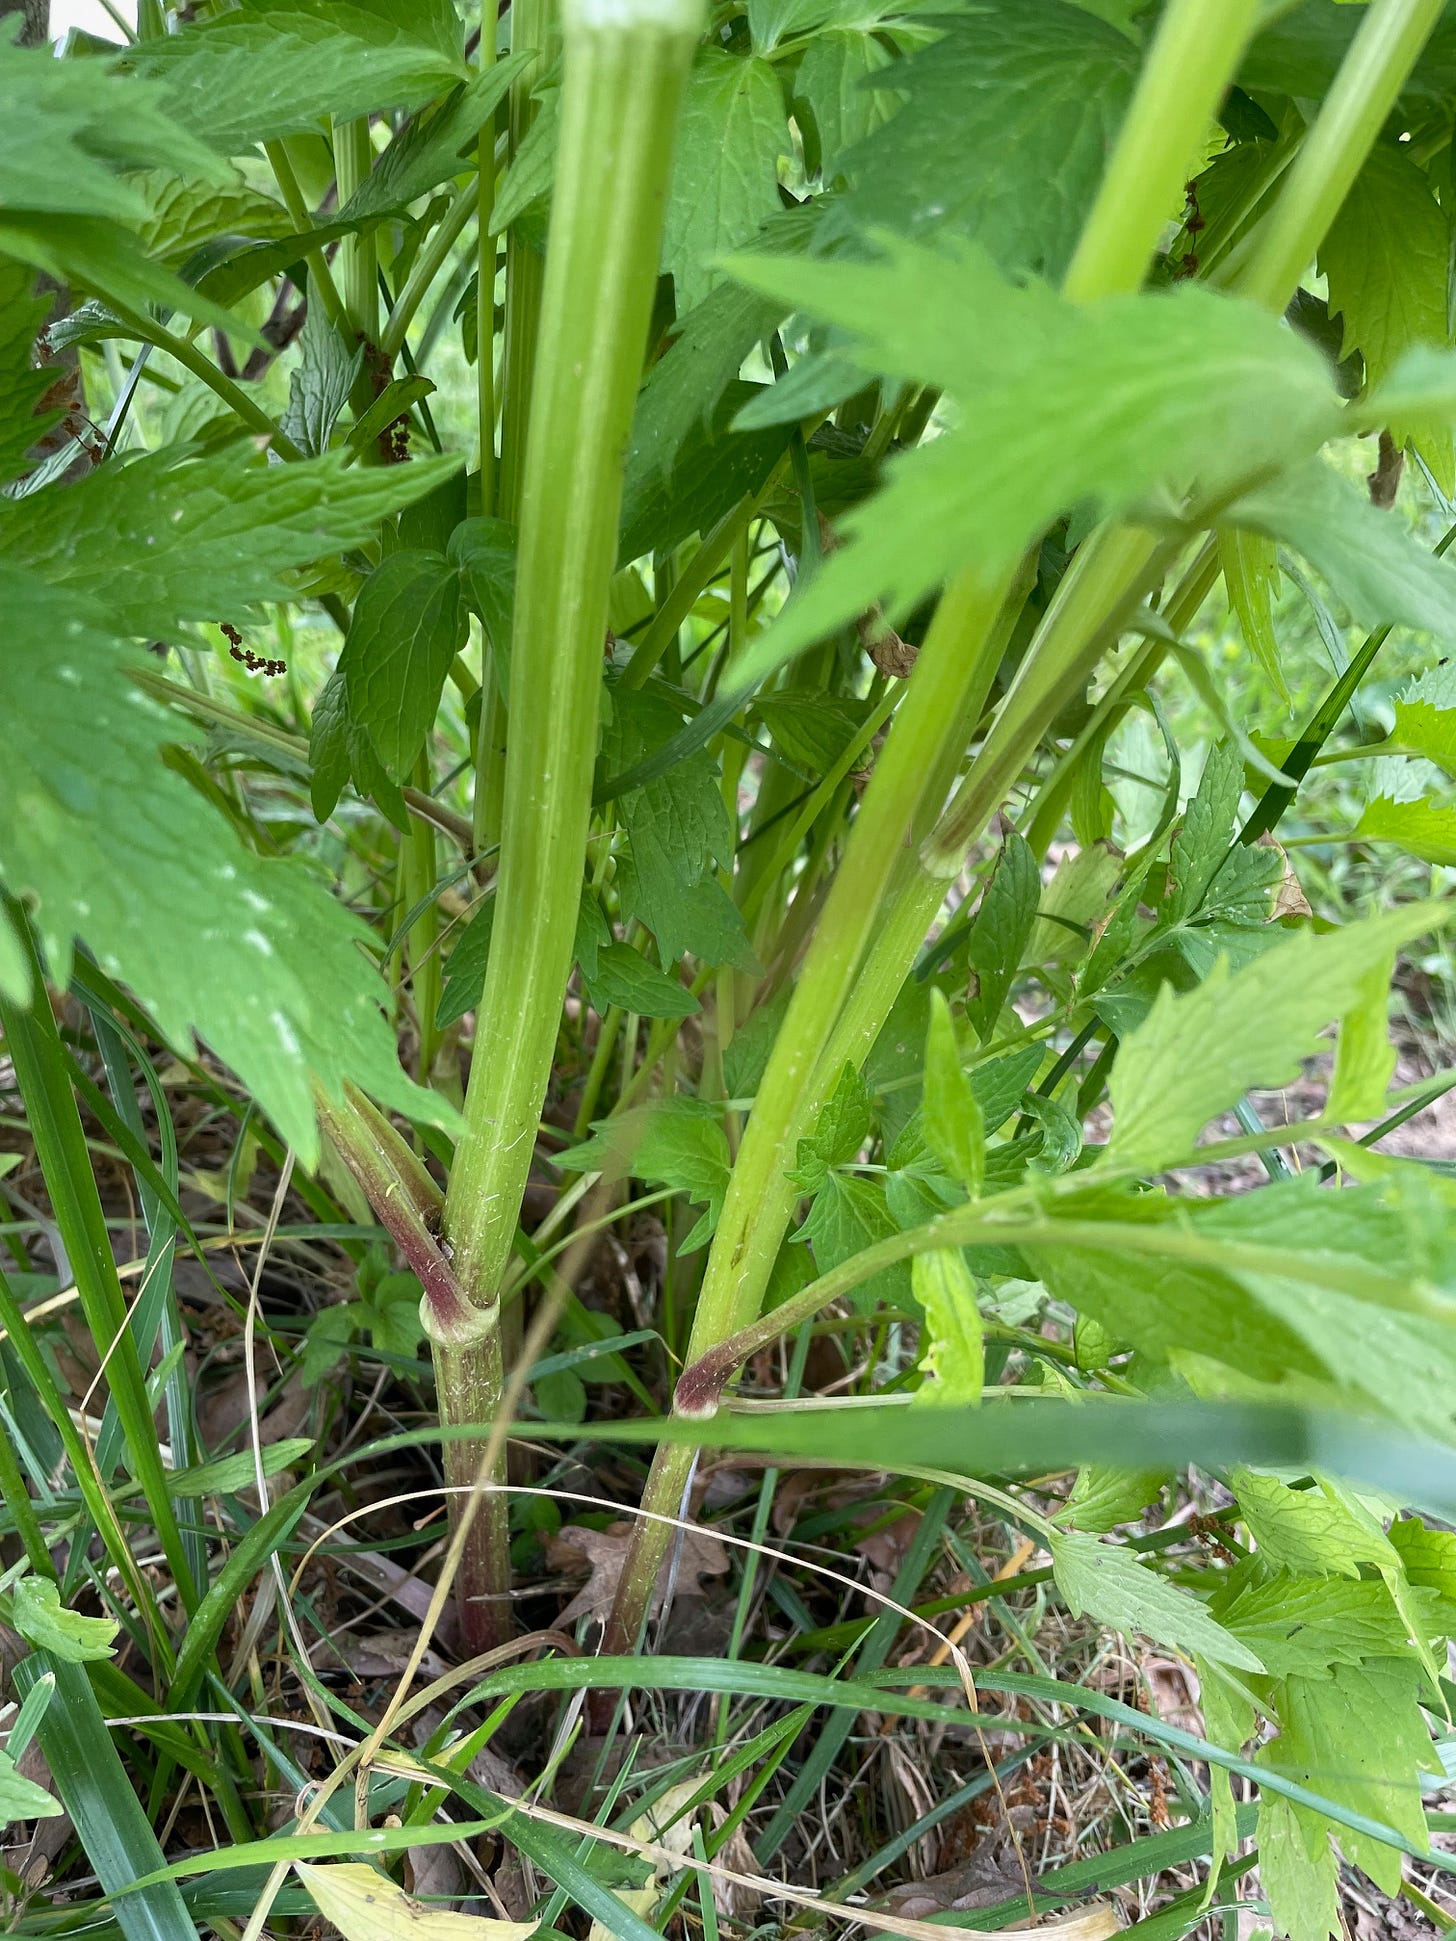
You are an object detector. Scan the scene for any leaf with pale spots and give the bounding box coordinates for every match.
[0,568,458,1167]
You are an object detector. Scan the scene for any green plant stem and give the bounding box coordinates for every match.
[496,0,556,521]
[0,915,198,1621]
[333,118,378,340]
[623,492,771,689]
[263,140,349,334]
[602,0,1269,1659]
[1237,0,1446,313]
[405,754,443,1082]
[381,182,478,360]
[1060,0,1259,305]
[477,74,499,514]
[438,0,703,1654]
[110,305,304,460]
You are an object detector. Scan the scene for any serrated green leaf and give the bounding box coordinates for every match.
[558,1100,731,1251]
[789,1062,873,1193]
[618,380,789,565]
[132,169,291,265]
[1024,840,1121,968]
[0,448,460,639]
[282,302,364,458]
[1392,659,1456,774]
[964,834,1040,1044]
[435,896,495,1029]
[583,943,699,1020]
[1256,1789,1339,1941]
[1327,952,1397,1122]
[486,75,557,233]
[752,692,872,774]
[0,210,257,343]
[1049,1529,1262,1670]
[1164,741,1244,929]
[728,241,1337,683]
[340,549,465,781]
[448,516,516,658]
[1108,904,1444,1174]
[1389,1516,1456,1605]
[1320,142,1453,489]
[1232,1470,1390,1579]
[1258,1660,1436,1897]
[1354,793,1456,865]
[1218,525,1289,704]
[625,206,816,482]
[796,1170,909,1313]
[828,1,1140,275]
[911,1246,984,1406]
[1062,1466,1165,1535]
[1215,1574,1422,1679]
[9,1577,118,1663]
[662,51,789,315]
[0,36,231,221]
[0,569,457,1168]
[134,7,465,155]
[602,688,756,971]
[793,27,897,178]
[1226,457,1456,637]
[922,989,984,1196]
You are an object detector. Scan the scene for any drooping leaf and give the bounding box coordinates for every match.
[0,1747,62,1822]
[435,896,496,1030]
[661,50,789,315]
[340,550,467,782]
[618,380,790,565]
[625,205,816,481]
[1049,1529,1263,1671]
[911,1246,984,1406]
[1219,525,1289,703]
[1255,1789,1340,1941]
[448,515,516,661]
[582,942,699,1020]
[1107,903,1444,1173]
[0,569,457,1167]
[0,448,461,639]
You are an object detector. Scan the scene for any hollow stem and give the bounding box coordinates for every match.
[438,0,704,1651]
[333,118,378,341]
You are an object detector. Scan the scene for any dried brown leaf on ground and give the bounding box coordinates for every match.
[548,1521,728,1625]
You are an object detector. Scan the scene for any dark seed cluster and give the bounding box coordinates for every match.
[221,621,287,677]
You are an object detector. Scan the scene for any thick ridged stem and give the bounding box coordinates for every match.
[437,0,703,1653]
[332,118,378,342]
[496,0,556,521]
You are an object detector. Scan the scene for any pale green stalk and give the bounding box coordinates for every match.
[435,0,704,1652]
[497,0,556,520]
[333,118,378,340]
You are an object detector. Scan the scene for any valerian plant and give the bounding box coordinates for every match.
[3,0,1456,1937]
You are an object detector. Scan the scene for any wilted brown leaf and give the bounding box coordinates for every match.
[548,1521,727,1625]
